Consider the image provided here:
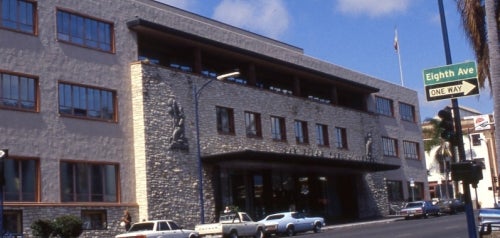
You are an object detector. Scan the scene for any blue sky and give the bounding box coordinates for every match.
[156,0,493,121]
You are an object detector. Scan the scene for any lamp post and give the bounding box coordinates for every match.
[410,178,415,202]
[194,71,239,224]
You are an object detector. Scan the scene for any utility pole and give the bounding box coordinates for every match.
[437,1,477,237]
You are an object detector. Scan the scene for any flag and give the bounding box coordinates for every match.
[394,29,399,52]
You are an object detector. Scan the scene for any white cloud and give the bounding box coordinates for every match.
[212,0,289,39]
[336,0,410,17]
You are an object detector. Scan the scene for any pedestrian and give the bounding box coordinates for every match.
[121,210,132,231]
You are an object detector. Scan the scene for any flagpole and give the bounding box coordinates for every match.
[394,29,405,86]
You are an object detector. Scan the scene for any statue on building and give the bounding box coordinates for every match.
[167,98,188,150]
[365,131,373,161]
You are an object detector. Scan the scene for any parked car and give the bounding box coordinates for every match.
[194,212,265,238]
[437,199,465,214]
[258,211,325,236]
[400,201,440,220]
[115,220,197,238]
[478,208,500,232]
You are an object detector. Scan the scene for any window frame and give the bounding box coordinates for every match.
[403,140,420,160]
[376,96,394,117]
[399,102,416,122]
[82,209,107,230]
[0,70,39,112]
[386,180,403,202]
[382,136,398,157]
[58,81,117,122]
[270,116,286,142]
[0,0,37,34]
[4,156,39,202]
[56,8,114,52]
[60,161,119,203]
[335,127,348,149]
[216,106,235,135]
[244,111,262,138]
[294,120,309,144]
[315,123,329,147]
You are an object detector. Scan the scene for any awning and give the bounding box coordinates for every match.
[202,150,399,173]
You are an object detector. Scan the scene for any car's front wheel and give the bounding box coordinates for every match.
[313,223,322,233]
[254,228,265,238]
[228,230,238,238]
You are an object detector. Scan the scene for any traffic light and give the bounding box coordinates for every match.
[0,149,7,186]
[438,109,455,142]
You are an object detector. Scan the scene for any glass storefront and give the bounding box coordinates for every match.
[218,168,359,222]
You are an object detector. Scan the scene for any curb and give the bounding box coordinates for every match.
[323,217,403,230]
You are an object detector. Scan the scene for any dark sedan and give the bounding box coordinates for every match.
[436,199,465,214]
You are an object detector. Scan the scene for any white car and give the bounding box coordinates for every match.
[115,220,197,238]
[258,212,325,236]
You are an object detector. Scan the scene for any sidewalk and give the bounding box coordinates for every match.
[323,216,403,230]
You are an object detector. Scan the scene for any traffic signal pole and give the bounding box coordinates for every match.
[438,1,477,237]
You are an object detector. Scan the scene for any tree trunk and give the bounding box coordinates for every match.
[485,0,500,193]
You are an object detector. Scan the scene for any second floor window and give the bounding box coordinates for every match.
[382,137,398,157]
[403,141,419,160]
[245,111,261,138]
[294,120,309,144]
[60,162,118,202]
[4,157,38,202]
[335,127,347,149]
[271,116,286,141]
[399,102,415,122]
[216,106,234,134]
[1,71,37,111]
[58,82,116,121]
[56,9,113,52]
[376,96,393,117]
[315,124,329,146]
[1,0,36,34]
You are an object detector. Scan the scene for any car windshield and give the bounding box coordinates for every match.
[129,223,154,232]
[405,202,423,208]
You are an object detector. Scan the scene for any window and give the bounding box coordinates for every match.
[4,157,38,201]
[245,111,261,138]
[294,120,309,144]
[0,0,36,33]
[335,127,347,149]
[271,116,286,141]
[216,106,235,134]
[399,102,415,122]
[403,141,419,160]
[386,180,403,202]
[56,9,113,52]
[82,210,107,230]
[58,82,116,121]
[4,210,22,235]
[382,137,398,157]
[1,71,37,111]
[408,181,423,201]
[376,96,393,117]
[471,134,481,146]
[60,161,118,202]
[315,124,329,146]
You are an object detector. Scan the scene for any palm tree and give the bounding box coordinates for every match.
[423,117,453,198]
[456,0,500,179]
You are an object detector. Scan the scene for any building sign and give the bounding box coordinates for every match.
[473,114,492,131]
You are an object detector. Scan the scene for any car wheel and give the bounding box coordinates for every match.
[254,228,265,238]
[423,213,428,219]
[313,223,322,233]
[229,231,238,238]
[285,226,295,236]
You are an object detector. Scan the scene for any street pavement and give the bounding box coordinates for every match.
[323,216,403,230]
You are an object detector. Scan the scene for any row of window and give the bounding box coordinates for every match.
[375,96,416,122]
[5,209,110,234]
[1,0,114,52]
[217,106,348,148]
[217,106,420,160]
[4,158,118,203]
[1,71,117,121]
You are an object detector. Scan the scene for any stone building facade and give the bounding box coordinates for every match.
[0,0,427,237]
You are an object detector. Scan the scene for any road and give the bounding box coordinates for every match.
[297,213,473,238]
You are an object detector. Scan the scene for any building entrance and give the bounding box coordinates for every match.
[218,168,359,222]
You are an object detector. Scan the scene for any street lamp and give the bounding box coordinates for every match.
[410,178,415,202]
[194,70,239,224]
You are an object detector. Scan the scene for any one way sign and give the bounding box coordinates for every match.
[425,78,479,101]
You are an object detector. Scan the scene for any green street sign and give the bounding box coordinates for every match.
[423,61,477,86]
